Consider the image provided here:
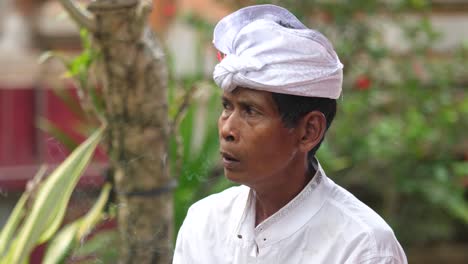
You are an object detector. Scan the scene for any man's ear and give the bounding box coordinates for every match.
[298,111,326,153]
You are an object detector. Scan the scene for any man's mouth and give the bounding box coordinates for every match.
[220,151,240,162]
[220,151,241,170]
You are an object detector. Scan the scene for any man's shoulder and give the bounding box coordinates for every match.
[323,179,406,262]
[323,178,389,228]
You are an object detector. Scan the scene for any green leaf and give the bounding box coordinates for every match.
[50,87,88,122]
[77,183,112,239]
[0,194,28,258]
[87,84,106,116]
[42,183,111,264]
[42,221,80,264]
[0,166,47,257]
[452,161,468,177]
[2,127,105,264]
[39,128,105,244]
[80,29,92,51]
[72,230,118,263]
[37,117,80,151]
[66,48,93,78]
[37,51,69,66]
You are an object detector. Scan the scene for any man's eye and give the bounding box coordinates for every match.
[222,101,233,111]
[245,106,257,116]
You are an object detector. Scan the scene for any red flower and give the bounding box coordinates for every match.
[355,75,372,91]
[317,11,333,23]
[217,51,226,62]
[163,3,177,17]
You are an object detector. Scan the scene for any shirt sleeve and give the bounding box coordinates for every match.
[343,228,408,264]
[173,216,193,264]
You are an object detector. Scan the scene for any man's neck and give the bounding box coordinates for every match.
[253,161,316,226]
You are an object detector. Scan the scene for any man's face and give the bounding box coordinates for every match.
[218,87,302,187]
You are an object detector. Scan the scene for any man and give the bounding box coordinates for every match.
[173,4,407,264]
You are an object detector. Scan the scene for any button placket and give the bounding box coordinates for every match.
[254,225,268,250]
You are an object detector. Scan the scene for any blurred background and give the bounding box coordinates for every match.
[0,0,467,263]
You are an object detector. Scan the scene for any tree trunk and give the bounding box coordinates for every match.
[86,1,172,263]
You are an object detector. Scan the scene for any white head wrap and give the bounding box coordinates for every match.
[213,5,344,99]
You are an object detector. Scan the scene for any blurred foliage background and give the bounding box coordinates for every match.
[1,0,467,262]
[170,0,468,249]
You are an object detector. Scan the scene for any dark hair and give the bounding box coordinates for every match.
[271,93,337,158]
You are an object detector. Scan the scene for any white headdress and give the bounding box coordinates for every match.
[213,5,343,99]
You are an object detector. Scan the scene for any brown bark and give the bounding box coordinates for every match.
[61,0,173,262]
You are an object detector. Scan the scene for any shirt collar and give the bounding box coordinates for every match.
[235,158,330,247]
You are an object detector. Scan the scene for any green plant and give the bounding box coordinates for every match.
[177,0,468,247]
[0,127,107,263]
[169,79,233,231]
[42,183,111,264]
[38,29,103,147]
[32,0,468,250]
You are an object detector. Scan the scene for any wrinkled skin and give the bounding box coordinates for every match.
[218,87,327,224]
[218,87,303,188]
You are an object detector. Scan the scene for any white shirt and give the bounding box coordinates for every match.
[173,162,407,264]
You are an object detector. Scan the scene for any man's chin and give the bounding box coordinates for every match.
[224,169,246,185]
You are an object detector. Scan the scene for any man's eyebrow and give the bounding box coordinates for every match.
[221,95,264,109]
[237,99,264,110]
[237,100,254,107]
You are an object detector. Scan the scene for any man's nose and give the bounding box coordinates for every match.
[219,112,239,143]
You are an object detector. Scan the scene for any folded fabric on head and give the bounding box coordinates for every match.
[212,4,344,99]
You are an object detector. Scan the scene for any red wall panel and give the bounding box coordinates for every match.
[0,85,107,192]
[0,87,36,166]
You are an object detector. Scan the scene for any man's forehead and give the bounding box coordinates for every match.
[222,87,272,101]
